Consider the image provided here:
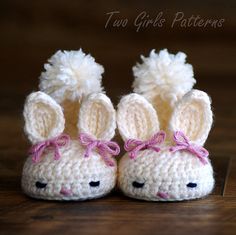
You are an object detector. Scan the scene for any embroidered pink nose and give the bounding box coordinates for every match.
[157,192,169,199]
[60,188,72,196]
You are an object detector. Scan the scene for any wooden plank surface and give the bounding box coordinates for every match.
[0,1,235,235]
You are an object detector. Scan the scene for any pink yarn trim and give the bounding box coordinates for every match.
[29,134,70,163]
[157,192,169,199]
[60,188,73,196]
[79,133,120,167]
[124,131,166,159]
[169,131,209,165]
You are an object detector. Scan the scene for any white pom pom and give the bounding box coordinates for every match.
[39,49,104,103]
[132,49,196,104]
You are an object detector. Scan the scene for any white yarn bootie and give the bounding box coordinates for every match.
[117,49,214,201]
[22,50,120,200]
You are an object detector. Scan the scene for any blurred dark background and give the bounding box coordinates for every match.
[0,0,235,161]
[0,2,236,234]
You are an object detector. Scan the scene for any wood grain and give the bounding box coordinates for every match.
[0,1,235,235]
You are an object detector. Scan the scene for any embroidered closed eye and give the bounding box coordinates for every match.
[35,181,47,189]
[132,181,145,188]
[187,182,197,188]
[89,181,100,187]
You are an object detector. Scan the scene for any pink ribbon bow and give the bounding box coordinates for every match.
[169,131,209,165]
[29,134,70,163]
[124,131,166,159]
[79,133,120,167]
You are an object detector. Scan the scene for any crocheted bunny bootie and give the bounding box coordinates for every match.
[117,49,214,201]
[22,50,120,200]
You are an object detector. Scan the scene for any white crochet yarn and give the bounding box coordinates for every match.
[22,141,117,201]
[117,91,214,201]
[133,49,195,104]
[78,93,116,141]
[39,49,104,103]
[169,89,213,146]
[23,92,65,144]
[132,49,196,130]
[119,150,214,201]
[116,93,160,141]
[22,91,117,201]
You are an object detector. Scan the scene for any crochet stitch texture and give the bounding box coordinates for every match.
[22,50,118,201]
[117,49,214,201]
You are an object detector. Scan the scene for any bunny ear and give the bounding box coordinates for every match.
[117,93,160,141]
[169,89,213,146]
[78,93,116,140]
[23,91,65,144]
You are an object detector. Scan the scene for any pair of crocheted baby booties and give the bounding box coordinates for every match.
[22,49,214,201]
